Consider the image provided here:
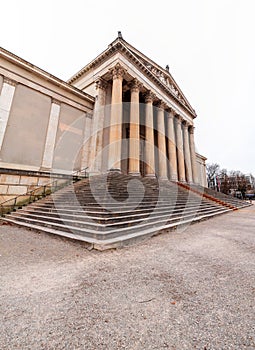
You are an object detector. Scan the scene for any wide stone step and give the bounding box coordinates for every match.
[2,172,247,250]
[5,206,231,244]
[23,200,213,214]
[7,205,229,235]
[14,202,221,226]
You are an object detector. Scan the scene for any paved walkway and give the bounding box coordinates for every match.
[0,206,254,350]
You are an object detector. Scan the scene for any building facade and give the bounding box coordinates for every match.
[0,33,207,203]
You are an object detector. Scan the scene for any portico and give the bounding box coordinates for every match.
[80,63,199,183]
[67,32,204,185]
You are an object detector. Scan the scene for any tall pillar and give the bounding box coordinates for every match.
[183,121,193,183]
[81,114,92,171]
[189,125,199,184]
[167,109,178,181]
[144,91,156,177]
[108,63,126,172]
[0,77,16,150]
[89,78,107,175]
[175,115,186,182]
[41,99,61,170]
[129,78,141,176]
[157,101,168,180]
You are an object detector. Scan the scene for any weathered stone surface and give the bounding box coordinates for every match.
[0,185,8,194]
[20,176,38,185]
[7,185,27,195]
[0,174,20,184]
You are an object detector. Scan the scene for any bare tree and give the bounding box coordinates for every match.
[206,163,220,188]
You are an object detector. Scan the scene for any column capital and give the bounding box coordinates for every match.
[129,78,142,93]
[189,125,195,134]
[109,63,126,81]
[175,114,183,124]
[95,77,108,90]
[167,108,175,118]
[182,120,191,128]
[144,90,156,103]
[156,100,167,111]
[3,77,17,86]
[51,98,61,106]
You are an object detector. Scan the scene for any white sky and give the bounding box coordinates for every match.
[1,0,254,175]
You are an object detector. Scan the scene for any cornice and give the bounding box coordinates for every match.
[0,47,95,104]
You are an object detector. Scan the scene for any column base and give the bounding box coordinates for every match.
[145,173,156,178]
[128,172,141,177]
[107,168,122,173]
[89,171,101,177]
[39,167,51,172]
[169,174,178,182]
[158,176,168,181]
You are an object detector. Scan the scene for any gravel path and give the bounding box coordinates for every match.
[0,206,254,350]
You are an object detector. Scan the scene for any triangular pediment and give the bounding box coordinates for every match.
[68,35,196,117]
[122,40,195,114]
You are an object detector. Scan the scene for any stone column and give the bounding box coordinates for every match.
[175,115,186,182]
[128,78,141,176]
[183,121,193,183]
[89,78,107,175]
[108,63,126,172]
[144,91,156,177]
[41,99,61,170]
[167,109,178,181]
[81,114,92,171]
[157,101,168,180]
[0,77,16,150]
[189,125,199,184]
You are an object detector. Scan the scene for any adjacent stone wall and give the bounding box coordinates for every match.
[54,103,86,171]
[0,47,94,193]
[0,169,73,204]
[0,85,51,167]
[196,153,207,187]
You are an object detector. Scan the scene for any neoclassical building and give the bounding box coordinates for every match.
[0,33,207,202]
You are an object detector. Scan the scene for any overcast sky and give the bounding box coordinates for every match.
[1,0,254,175]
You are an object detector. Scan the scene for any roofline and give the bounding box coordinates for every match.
[0,47,95,103]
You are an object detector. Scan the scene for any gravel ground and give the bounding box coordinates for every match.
[0,206,254,350]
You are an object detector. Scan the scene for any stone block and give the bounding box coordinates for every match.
[7,185,27,195]
[38,177,51,186]
[0,174,20,184]
[0,185,8,194]
[20,176,38,186]
[0,195,16,205]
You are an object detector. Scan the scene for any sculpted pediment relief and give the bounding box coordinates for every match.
[127,50,189,108]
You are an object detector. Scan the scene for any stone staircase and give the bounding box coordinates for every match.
[2,173,251,250]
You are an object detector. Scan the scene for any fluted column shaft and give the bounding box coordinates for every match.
[108,63,126,172]
[183,121,193,183]
[157,102,168,180]
[175,115,186,182]
[167,109,178,181]
[144,91,155,177]
[90,78,107,175]
[189,126,199,184]
[129,79,140,175]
